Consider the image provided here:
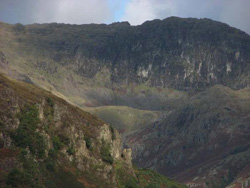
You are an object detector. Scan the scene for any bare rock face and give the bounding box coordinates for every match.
[0,133,12,148]
[110,129,122,159]
[0,74,139,188]
[122,148,133,167]
[75,140,90,159]
[1,17,250,95]
[225,164,250,188]
[1,17,250,188]
[98,124,112,142]
[127,85,250,188]
[7,17,250,91]
[98,124,122,159]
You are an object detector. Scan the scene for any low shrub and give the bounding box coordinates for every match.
[45,159,56,172]
[46,97,54,108]
[52,136,63,151]
[110,125,116,140]
[67,144,75,155]
[12,105,46,158]
[84,136,92,149]
[124,177,139,188]
[48,149,58,159]
[6,168,34,187]
[100,141,113,164]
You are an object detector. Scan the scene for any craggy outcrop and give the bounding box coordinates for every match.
[126,85,250,188]
[0,73,185,188]
[1,17,250,188]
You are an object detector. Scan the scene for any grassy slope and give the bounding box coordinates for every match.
[127,85,250,187]
[0,73,186,188]
[1,20,250,187]
[0,22,187,142]
[0,73,105,188]
[83,106,159,135]
[0,21,188,110]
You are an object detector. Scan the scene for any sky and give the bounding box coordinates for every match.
[0,0,250,34]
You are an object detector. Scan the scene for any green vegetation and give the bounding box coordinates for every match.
[84,136,92,149]
[12,105,46,158]
[0,119,5,134]
[46,97,54,108]
[6,168,35,187]
[52,136,63,151]
[6,152,43,188]
[5,151,84,188]
[0,71,189,188]
[83,106,159,135]
[50,135,65,158]
[144,183,161,188]
[66,144,75,155]
[136,169,187,188]
[205,171,234,188]
[48,148,58,159]
[45,167,84,188]
[0,119,4,128]
[123,177,139,188]
[100,141,113,164]
[44,97,54,124]
[115,162,140,188]
[0,16,250,188]
[229,145,250,155]
[115,162,185,188]
[110,125,116,140]
[13,23,25,33]
[45,159,56,172]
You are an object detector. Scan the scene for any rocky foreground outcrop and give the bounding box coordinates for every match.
[0,73,185,188]
[1,17,250,188]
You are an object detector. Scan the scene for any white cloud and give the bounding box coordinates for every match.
[121,0,174,25]
[33,0,113,24]
[0,0,116,24]
[220,0,250,34]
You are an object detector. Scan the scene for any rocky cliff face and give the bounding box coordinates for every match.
[5,17,250,90]
[0,73,185,188]
[0,73,129,187]
[0,17,250,188]
[1,17,250,110]
[126,85,250,188]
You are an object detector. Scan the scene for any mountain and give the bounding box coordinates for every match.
[126,85,250,187]
[0,73,185,188]
[0,17,250,188]
[82,106,159,137]
[1,17,250,109]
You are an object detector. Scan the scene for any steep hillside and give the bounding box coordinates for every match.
[0,73,185,188]
[0,17,250,110]
[126,85,250,188]
[0,17,250,188]
[82,106,159,137]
